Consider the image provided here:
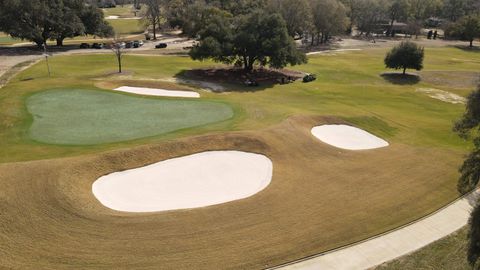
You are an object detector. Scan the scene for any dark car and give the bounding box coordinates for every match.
[92,43,103,49]
[79,43,90,49]
[133,40,144,48]
[303,73,317,83]
[125,41,133,48]
[155,43,168,49]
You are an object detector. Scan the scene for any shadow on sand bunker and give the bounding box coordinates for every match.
[27,89,233,145]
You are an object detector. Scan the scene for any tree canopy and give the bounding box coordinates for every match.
[0,0,113,47]
[189,9,307,71]
[384,41,424,74]
[454,86,480,268]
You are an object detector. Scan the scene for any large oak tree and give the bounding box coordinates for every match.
[189,9,306,72]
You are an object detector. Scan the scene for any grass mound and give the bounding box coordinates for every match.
[27,89,233,145]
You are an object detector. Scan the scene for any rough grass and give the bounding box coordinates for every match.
[376,227,470,270]
[0,47,479,268]
[27,89,233,145]
[0,116,464,269]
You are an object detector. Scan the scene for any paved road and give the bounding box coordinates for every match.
[272,189,479,270]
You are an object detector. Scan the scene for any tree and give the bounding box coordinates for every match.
[111,39,125,73]
[456,15,480,47]
[384,41,424,75]
[354,0,387,38]
[454,87,480,268]
[309,0,348,45]
[0,0,112,47]
[387,0,409,35]
[267,0,313,39]
[190,10,307,72]
[142,0,164,40]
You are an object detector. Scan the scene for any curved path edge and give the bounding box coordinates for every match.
[268,189,480,270]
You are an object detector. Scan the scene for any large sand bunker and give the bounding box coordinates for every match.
[114,86,200,98]
[311,124,389,150]
[92,151,273,212]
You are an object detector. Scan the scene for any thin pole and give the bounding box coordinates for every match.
[44,43,51,77]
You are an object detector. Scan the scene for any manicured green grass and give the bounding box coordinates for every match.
[377,227,470,270]
[107,19,145,35]
[102,4,142,17]
[27,89,233,145]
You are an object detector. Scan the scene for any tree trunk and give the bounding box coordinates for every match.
[56,38,64,47]
[389,18,395,37]
[470,39,474,47]
[403,67,407,75]
[152,21,157,40]
[118,56,122,73]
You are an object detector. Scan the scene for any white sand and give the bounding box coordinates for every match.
[105,15,120,19]
[114,86,200,98]
[416,88,466,104]
[307,49,362,55]
[92,151,273,212]
[311,125,389,150]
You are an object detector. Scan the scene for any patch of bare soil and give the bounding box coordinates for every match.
[416,88,466,104]
[420,71,479,89]
[180,68,305,91]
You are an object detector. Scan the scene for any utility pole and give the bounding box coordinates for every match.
[43,43,51,77]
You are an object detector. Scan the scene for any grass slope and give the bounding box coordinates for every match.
[0,47,478,269]
[27,89,233,145]
[377,227,470,270]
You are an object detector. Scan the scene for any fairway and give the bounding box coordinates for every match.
[27,89,233,145]
[0,46,477,269]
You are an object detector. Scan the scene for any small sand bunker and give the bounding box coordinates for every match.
[114,86,200,98]
[92,151,273,212]
[311,125,389,150]
[416,88,466,104]
[307,49,362,55]
[105,15,119,19]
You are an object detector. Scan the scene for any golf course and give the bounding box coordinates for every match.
[0,45,477,269]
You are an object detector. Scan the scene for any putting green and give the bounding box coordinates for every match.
[27,89,233,145]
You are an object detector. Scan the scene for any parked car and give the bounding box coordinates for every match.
[155,43,168,49]
[133,40,144,48]
[125,41,133,48]
[303,73,317,83]
[79,43,90,49]
[92,43,103,49]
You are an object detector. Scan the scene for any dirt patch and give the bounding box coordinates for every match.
[416,88,466,104]
[420,71,479,89]
[179,68,305,91]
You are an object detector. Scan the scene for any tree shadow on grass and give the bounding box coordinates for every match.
[174,68,304,93]
[381,72,421,85]
[449,45,480,53]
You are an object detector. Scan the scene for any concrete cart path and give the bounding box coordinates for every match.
[272,189,479,270]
